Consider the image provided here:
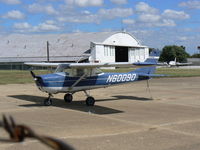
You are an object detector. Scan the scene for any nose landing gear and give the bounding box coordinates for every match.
[44,94,53,106]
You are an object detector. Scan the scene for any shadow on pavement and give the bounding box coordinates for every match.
[97,95,152,102]
[8,95,124,115]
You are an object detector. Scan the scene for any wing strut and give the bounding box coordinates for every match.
[68,73,87,90]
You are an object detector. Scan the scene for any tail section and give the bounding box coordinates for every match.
[133,57,158,66]
[130,57,158,74]
[144,58,158,64]
[130,58,166,78]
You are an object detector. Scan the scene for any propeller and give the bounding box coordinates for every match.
[30,71,44,87]
[30,71,36,77]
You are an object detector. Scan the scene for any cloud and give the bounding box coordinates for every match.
[57,7,133,24]
[3,10,25,19]
[132,2,178,28]
[137,17,176,27]
[158,19,176,27]
[57,10,98,23]
[98,8,133,19]
[179,0,200,9]
[14,22,31,29]
[13,20,60,33]
[130,28,199,54]
[65,0,104,7]
[58,1,177,28]
[110,0,127,5]
[138,14,161,23]
[135,2,158,14]
[122,19,135,24]
[27,3,58,15]
[34,22,60,31]
[162,9,190,20]
[0,0,21,5]
[177,36,189,41]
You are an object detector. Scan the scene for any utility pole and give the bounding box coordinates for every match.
[47,41,50,62]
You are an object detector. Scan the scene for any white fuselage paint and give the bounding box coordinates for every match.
[41,85,107,94]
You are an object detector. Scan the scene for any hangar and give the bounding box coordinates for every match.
[0,31,149,69]
[89,32,149,63]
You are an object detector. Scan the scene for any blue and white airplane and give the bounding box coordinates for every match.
[25,58,162,106]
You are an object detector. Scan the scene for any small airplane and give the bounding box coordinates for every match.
[168,58,192,67]
[25,58,163,106]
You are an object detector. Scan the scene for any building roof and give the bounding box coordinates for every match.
[0,31,146,62]
[94,32,143,47]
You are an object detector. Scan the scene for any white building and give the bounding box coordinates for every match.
[90,32,149,63]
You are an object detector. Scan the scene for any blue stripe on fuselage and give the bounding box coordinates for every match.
[37,72,148,87]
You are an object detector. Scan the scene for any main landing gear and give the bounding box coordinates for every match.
[84,91,95,106]
[43,91,95,106]
[64,93,73,103]
[64,91,95,106]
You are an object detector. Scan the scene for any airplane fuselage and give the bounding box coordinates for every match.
[36,72,149,94]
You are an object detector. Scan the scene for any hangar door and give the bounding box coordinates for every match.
[115,46,128,62]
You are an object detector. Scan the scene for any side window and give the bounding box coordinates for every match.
[77,69,84,76]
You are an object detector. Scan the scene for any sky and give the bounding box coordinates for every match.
[0,0,200,54]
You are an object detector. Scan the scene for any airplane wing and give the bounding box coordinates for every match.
[25,61,157,69]
[24,62,155,69]
[25,62,60,68]
[175,62,192,66]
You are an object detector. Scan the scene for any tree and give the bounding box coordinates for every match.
[191,53,200,58]
[159,45,190,63]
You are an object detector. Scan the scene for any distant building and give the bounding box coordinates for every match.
[0,32,149,69]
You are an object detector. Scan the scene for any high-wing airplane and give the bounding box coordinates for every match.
[25,58,163,106]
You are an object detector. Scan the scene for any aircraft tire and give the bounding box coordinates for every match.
[44,98,52,106]
[86,97,95,106]
[64,93,73,103]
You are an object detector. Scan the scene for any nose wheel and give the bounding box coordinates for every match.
[44,94,53,106]
[64,93,73,103]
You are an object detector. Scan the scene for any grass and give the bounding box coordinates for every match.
[103,67,200,77]
[0,68,200,84]
[156,68,200,77]
[0,70,49,84]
